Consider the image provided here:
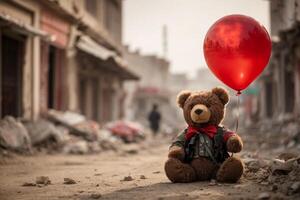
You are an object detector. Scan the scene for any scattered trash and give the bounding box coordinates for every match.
[64,178,76,184]
[36,176,51,185]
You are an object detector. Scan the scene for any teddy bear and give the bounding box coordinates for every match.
[165,87,244,183]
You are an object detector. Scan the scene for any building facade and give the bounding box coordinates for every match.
[123,48,174,126]
[257,0,300,125]
[0,0,138,124]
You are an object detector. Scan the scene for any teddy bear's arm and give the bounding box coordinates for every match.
[170,130,186,148]
[168,130,186,161]
[226,134,243,153]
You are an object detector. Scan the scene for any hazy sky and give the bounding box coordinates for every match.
[123,0,270,76]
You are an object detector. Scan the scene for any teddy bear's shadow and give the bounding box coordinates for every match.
[97,181,242,200]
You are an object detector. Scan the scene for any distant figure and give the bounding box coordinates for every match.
[148,104,161,136]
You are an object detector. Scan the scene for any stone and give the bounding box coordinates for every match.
[0,116,31,150]
[36,176,51,185]
[290,182,300,193]
[140,175,146,179]
[63,140,89,154]
[22,182,36,187]
[24,119,65,146]
[257,192,270,200]
[64,178,76,184]
[122,176,133,181]
[90,193,102,199]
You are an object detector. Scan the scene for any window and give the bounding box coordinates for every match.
[85,0,98,17]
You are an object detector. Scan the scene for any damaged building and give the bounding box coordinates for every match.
[257,0,300,126]
[123,48,175,128]
[0,0,139,124]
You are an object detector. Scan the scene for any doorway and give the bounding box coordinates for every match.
[1,34,24,118]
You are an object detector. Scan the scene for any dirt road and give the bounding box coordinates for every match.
[0,138,295,200]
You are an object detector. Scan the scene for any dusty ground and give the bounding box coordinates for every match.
[0,136,297,200]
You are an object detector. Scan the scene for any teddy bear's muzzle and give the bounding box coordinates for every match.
[190,104,211,123]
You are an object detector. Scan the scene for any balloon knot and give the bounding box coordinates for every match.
[236,91,242,96]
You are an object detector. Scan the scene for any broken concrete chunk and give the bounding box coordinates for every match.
[0,116,31,150]
[23,119,64,146]
[64,178,76,184]
[271,159,293,174]
[290,182,300,193]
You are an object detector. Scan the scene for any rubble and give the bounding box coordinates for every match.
[47,110,98,141]
[36,176,51,185]
[140,175,146,179]
[0,111,147,156]
[63,178,76,184]
[0,116,31,151]
[270,158,294,174]
[257,192,270,200]
[90,193,102,199]
[23,119,67,152]
[121,176,134,181]
[63,140,89,154]
[290,182,300,194]
[22,182,36,187]
[244,154,300,197]
[106,121,145,143]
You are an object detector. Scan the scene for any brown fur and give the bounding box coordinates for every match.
[216,157,244,183]
[212,87,229,105]
[227,135,243,153]
[165,158,196,183]
[165,87,244,183]
[168,146,185,161]
[191,158,217,181]
[177,91,191,108]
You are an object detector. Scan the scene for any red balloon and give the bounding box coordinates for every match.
[203,14,271,92]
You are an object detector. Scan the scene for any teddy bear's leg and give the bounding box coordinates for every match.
[216,157,244,183]
[164,158,196,183]
[190,157,217,181]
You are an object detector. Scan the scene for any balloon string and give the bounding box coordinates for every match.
[235,91,241,133]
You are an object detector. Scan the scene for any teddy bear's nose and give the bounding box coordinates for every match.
[195,109,203,115]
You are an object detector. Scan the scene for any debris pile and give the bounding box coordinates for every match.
[0,110,146,155]
[106,120,145,143]
[243,154,300,197]
[0,116,31,152]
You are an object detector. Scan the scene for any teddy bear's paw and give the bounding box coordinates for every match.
[226,136,243,153]
[168,146,185,161]
[191,157,217,181]
[164,158,196,183]
[216,157,244,183]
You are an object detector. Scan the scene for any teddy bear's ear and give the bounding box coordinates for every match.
[212,87,229,105]
[177,91,191,108]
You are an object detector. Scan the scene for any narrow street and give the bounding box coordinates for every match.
[1,134,293,200]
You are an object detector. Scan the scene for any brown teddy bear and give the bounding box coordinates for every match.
[165,87,244,183]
